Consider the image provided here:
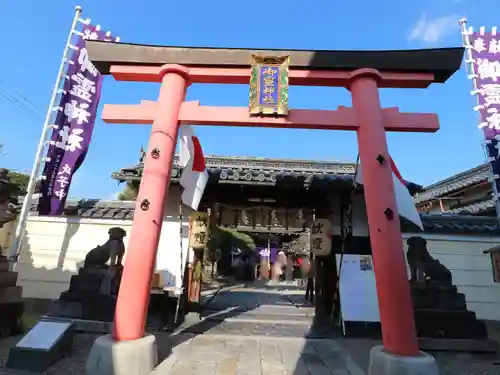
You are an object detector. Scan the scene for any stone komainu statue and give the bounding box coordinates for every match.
[83,227,126,268]
[50,227,128,320]
[406,236,452,286]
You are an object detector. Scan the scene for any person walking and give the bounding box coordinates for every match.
[302,257,315,302]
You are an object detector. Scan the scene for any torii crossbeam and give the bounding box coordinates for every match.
[103,100,439,132]
[85,40,464,374]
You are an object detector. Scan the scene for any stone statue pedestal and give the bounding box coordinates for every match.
[0,255,23,338]
[49,266,123,322]
[411,281,488,340]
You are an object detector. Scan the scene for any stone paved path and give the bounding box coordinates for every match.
[153,334,365,375]
[152,283,366,375]
[0,282,498,374]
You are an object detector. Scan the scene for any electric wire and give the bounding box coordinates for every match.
[0,79,45,118]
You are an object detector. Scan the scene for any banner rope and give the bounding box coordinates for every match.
[174,195,185,325]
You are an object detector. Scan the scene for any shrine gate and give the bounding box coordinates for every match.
[85,41,464,374]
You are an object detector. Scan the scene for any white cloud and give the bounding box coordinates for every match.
[409,13,460,43]
[109,192,120,200]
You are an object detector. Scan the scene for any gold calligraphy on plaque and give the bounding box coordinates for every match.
[310,219,332,256]
[249,55,290,116]
[189,212,210,249]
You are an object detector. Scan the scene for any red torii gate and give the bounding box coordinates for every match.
[86,42,463,374]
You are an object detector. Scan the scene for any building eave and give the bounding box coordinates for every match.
[112,154,358,186]
[442,198,495,215]
[414,164,490,204]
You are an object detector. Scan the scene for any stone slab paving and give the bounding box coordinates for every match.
[152,333,365,375]
[0,282,497,374]
[153,283,366,374]
[338,337,500,375]
[200,286,305,311]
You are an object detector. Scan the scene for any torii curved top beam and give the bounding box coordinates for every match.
[85,40,464,85]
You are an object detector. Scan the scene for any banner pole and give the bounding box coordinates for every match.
[174,197,184,325]
[9,6,84,261]
[459,18,500,224]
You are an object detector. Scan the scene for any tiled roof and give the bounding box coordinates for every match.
[27,198,500,236]
[414,164,490,204]
[443,198,496,215]
[403,213,500,235]
[28,199,136,220]
[112,154,357,185]
[112,155,427,196]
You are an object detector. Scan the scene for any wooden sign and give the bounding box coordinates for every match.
[249,55,290,116]
[491,250,500,283]
[189,212,210,249]
[310,219,332,256]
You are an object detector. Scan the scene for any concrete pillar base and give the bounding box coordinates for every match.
[368,345,440,375]
[85,334,158,375]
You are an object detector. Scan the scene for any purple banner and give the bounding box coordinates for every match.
[469,31,500,201]
[38,26,115,215]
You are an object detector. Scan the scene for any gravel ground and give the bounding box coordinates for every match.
[0,333,98,375]
[0,331,182,375]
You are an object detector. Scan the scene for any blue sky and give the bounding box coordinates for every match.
[0,0,497,199]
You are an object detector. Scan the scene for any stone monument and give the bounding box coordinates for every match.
[0,168,24,338]
[406,236,496,350]
[49,227,126,322]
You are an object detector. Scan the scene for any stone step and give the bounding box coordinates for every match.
[202,311,314,324]
[0,257,10,271]
[200,310,314,322]
[49,301,85,320]
[69,274,104,293]
[0,286,22,303]
[218,317,312,326]
[49,300,115,322]
[414,309,488,339]
[0,271,17,287]
[181,319,337,339]
[0,301,24,339]
[418,337,499,352]
[202,305,315,317]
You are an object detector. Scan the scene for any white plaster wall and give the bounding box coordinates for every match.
[15,186,192,300]
[13,189,500,321]
[344,193,500,321]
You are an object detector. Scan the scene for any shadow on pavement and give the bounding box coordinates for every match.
[154,282,370,375]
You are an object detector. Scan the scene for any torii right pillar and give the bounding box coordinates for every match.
[349,69,439,375]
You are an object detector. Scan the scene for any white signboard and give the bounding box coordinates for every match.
[155,221,190,291]
[16,321,72,350]
[336,254,380,324]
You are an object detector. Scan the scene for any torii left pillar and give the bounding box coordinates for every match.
[85,64,190,375]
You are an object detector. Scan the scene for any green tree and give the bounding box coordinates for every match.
[7,171,29,194]
[209,227,255,254]
[206,226,256,277]
[117,181,139,201]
